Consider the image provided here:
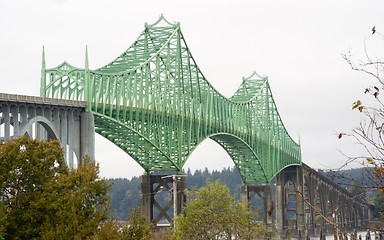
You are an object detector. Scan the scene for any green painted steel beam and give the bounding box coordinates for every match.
[41,15,302,184]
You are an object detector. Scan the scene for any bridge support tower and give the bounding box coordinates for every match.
[275,165,305,237]
[140,174,186,226]
[240,184,274,234]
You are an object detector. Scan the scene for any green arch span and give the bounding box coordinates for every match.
[41,15,301,184]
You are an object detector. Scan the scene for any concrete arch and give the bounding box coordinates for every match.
[19,116,59,140]
[283,180,297,222]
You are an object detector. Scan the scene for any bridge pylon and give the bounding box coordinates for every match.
[240,184,274,234]
[140,174,186,227]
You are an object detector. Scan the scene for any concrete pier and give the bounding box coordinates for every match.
[140,174,186,226]
[240,184,274,232]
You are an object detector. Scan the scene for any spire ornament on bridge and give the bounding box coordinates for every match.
[146,14,178,28]
[40,46,46,97]
[85,45,91,112]
[41,16,301,184]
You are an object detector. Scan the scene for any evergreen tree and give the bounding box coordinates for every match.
[374,190,384,219]
[350,181,366,201]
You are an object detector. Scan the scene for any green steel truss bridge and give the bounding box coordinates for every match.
[40,16,301,184]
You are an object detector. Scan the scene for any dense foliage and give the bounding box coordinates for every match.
[122,206,154,240]
[38,157,111,239]
[0,137,66,238]
[374,191,384,219]
[109,176,141,220]
[170,180,266,240]
[95,206,153,240]
[0,137,112,239]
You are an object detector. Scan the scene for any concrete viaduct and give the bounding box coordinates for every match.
[0,93,373,236]
[241,164,372,236]
[0,93,94,167]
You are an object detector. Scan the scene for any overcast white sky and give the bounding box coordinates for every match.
[1,0,384,179]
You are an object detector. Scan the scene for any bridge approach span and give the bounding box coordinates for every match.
[0,93,94,167]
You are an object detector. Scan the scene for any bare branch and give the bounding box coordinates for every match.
[295,190,358,240]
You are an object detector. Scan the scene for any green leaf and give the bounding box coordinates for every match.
[352,100,362,109]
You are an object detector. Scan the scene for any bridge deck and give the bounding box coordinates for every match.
[0,93,87,107]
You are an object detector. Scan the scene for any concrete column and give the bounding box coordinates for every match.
[338,198,344,228]
[52,109,60,138]
[36,107,44,140]
[296,166,305,232]
[80,112,95,162]
[276,172,285,233]
[4,104,10,139]
[27,107,36,138]
[42,107,52,140]
[11,105,19,138]
[68,110,74,168]
[60,110,68,164]
[368,207,373,222]
[73,112,81,166]
[240,185,274,232]
[357,206,362,227]
[308,181,317,234]
[346,201,352,228]
[175,175,186,216]
[264,185,274,231]
[140,174,153,223]
[240,185,248,208]
[19,106,28,134]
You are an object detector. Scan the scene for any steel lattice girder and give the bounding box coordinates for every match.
[41,15,302,184]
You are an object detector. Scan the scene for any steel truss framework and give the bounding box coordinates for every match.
[40,15,301,184]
